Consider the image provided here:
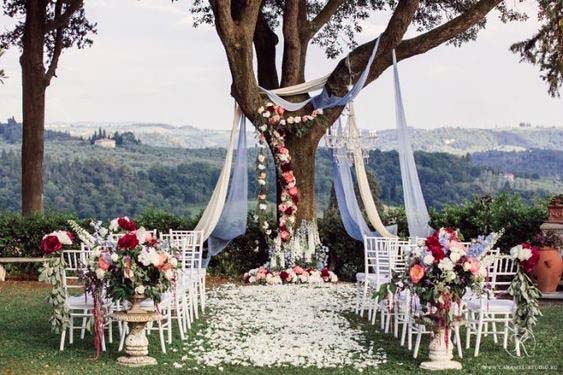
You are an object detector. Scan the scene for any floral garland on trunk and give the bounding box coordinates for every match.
[254,102,323,249]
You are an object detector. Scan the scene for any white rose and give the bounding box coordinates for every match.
[294,116,301,123]
[164,269,174,280]
[287,117,294,124]
[443,270,456,282]
[169,257,178,268]
[55,231,72,245]
[135,228,148,243]
[279,120,286,126]
[135,285,146,295]
[423,254,434,265]
[258,179,266,186]
[138,252,151,267]
[259,124,267,132]
[330,273,338,283]
[95,268,105,280]
[259,203,268,211]
[316,108,323,115]
[248,276,256,283]
[299,274,309,283]
[110,253,119,262]
[258,106,264,114]
[449,251,462,263]
[262,111,271,118]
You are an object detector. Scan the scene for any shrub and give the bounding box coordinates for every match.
[135,208,195,233]
[430,193,548,252]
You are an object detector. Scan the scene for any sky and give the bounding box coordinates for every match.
[0,0,561,132]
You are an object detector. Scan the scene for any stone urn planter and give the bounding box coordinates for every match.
[112,293,161,367]
[533,247,563,293]
[420,327,462,371]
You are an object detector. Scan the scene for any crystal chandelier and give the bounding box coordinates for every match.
[324,104,377,164]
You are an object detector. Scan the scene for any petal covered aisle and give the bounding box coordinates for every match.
[179,283,386,371]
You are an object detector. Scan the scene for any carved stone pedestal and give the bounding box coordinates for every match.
[112,294,161,367]
[420,328,462,371]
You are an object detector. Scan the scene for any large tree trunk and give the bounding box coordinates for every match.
[20,1,47,216]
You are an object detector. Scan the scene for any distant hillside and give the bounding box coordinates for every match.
[45,120,562,153]
[471,149,563,178]
[0,117,74,143]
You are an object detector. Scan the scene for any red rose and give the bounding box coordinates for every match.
[118,217,137,231]
[279,271,289,281]
[521,244,540,273]
[425,234,444,262]
[40,235,62,255]
[285,206,294,216]
[320,268,330,278]
[117,232,139,250]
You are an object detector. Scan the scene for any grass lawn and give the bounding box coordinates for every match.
[0,280,561,374]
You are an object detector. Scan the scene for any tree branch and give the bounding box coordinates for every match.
[307,0,347,38]
[45,0,83,31]
[254,11,279,89]
[281,0,311,87]
[210,0,236,43]
[45,0,65,85]
[396,0,503,60]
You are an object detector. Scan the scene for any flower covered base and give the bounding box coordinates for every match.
[420,328,462,371]
[243,266,337,285]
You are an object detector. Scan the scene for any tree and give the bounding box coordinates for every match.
[185,0,555,235]
[0,0,96,215]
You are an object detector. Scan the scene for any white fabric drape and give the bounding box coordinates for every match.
[194,105,242,240]
[348,102,397,238]
[392,50,433,238]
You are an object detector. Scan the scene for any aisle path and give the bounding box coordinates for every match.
[179,283,386,371]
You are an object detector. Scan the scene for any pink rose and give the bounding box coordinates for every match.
[463,257,480,274]
[98,256,111,271]
[276,106,285,116]
[293,266,304,275]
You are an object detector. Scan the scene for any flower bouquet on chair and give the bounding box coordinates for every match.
[377,227,502,371]
[67,217,178,365]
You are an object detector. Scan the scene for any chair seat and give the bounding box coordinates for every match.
[356,273,391,283]
[67,294,94,308]
[467,299,515,312]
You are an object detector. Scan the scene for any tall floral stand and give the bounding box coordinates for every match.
[112,294,161,367]
[420,328,462,371]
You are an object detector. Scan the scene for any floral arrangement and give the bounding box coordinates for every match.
[73,217,177,303]
[508,243,542,344]
[378,228,502,331]
[254,102,324,247]
[38,229,75,334]
[43,217,178,358]
[243,265,337,285]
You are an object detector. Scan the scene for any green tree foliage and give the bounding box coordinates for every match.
[430,193,549,252]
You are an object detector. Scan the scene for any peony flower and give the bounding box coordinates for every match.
[118,232,139,250]
[135,285,146,295]
[409,264,425,284]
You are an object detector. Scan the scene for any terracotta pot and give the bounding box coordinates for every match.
[533,247,563,293]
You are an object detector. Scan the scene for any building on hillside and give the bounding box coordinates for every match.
[94,138,116,149]
[503,173,515,182]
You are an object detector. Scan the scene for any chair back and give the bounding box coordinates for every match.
[61,248,88,296]
[363,237,397,283]
[169,230,204,271]
[490,255,518,295]
[394,240,411,273]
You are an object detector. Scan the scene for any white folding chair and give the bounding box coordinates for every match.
[465,255,521,357]
[355,237,397,322]
[59,248,112,351]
